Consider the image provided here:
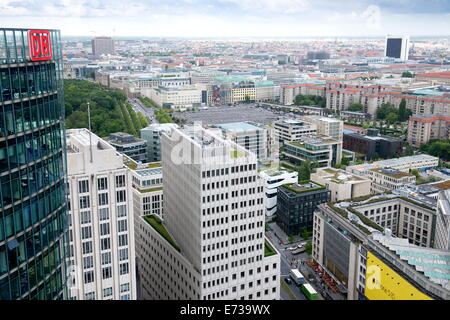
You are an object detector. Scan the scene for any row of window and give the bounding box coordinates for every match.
[0,124,63,175]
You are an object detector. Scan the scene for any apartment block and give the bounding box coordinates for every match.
[407,114,450,147]
[301,116,344,141]
[273,119,317,145]
[66,129,136,300]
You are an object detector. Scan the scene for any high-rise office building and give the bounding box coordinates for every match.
[91,37,115,56]
[0,28,68,300]
[385,35,410,61]
[66,129,137,300]
[136,126,280,300]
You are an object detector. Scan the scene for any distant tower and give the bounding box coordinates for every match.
[385,35,409,61]
[91,36,115,56]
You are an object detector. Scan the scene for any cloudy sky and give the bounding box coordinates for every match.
[1,0,450,37]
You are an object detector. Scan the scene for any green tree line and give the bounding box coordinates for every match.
[64,79,148,138]
[294,94,326,108]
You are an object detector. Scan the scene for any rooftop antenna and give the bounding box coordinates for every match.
[87,102,93,163]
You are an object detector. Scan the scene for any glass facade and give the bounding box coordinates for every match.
[0,28,68,299]
[276,187,331,235]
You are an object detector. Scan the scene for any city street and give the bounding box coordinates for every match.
[128,98,157,124]
[265,221,323,301]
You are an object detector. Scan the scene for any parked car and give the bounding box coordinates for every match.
[284,277,292,285]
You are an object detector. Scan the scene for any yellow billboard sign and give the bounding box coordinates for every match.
[365,251,432,300]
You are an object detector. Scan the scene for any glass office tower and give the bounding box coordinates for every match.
[0,29,68,299]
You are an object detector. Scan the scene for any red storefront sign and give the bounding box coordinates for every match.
[28,30,52,61]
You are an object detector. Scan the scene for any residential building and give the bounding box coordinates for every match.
[92,37,115,56]
[277,182,330,235]
[310,167,371,202]
[407,114,450,147]
[66,129,136,300]
[367,167,416,194]
[214,122,269,161]
[281,135,342,168]
[0,28,68,300]
[385,35,410,61]
[137,126,280,300]
[435,190,450,251]
[273,119,317,145]
[415,72,450,85]
[258,168,298,216]
[301,116,344,141]
[105,132,147,163]
[140,123,178,162]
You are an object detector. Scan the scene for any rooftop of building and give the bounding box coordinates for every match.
[371,233,450,292]
[303,115,342,123]
[321,186,437,236]
[344,131,401,142]
[374,154,438,167]
[66,128,114,153]
[370,167,414,179]
[143,215,180,252]
[141,123,179,131]
[281,181,326,195]
[134,166,163,177]
[214,121,265,132]
[105,132,146,145]
[409,114,450,122]
[315,167,369,184]
[287,134,339,148]
[416,72,450,79]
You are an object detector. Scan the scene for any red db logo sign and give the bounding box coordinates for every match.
[28,30,52,61]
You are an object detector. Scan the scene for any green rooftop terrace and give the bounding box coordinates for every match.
[264,239,277,257]
[282,181,325,194]
[230,150,246,158]
[143,215,181,252]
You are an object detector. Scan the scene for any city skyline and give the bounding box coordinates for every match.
[2,0,450,37]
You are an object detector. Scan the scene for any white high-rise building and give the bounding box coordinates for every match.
[137,126,280,300]
[385,35,410,61]
[66,129,137,300]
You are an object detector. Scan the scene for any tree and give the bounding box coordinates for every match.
[376,103,397,120]
[398,98,412,122]
[420,139,450,161]
[305,240,312,255]
[298,160,312,181]
[402,71,414,78]
[386,112,398,126]
[347,103,363,112]
[341,157,350,166]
